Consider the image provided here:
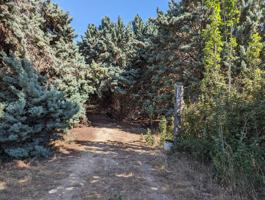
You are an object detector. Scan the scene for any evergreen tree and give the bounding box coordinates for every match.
[135,0,206,118]
[132,15,146,40]
[0,0,94,158]
[41,1,94,123]
[0,0,94,123]
[0,55,78,158]
[79,16,145,116]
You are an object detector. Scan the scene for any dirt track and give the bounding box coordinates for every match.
[0,115,236,200]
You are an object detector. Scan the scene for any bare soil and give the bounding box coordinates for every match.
[0,114,237,200]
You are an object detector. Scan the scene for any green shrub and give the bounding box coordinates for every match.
[180,77,265,198]
[212,133,265,196]
[176,137,213,161]
[0,55,79,158]
[166,116,175,141]
[144,128,154,146]
[159,116,167,144]
[159,116,175,144]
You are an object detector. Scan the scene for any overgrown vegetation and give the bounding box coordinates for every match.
[79,0,265,197]
[179,0,265,198]
[144,128,155,146]
[0,0,264,198]
[159,116,174,144]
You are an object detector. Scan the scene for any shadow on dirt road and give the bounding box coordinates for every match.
[0,114,237,200]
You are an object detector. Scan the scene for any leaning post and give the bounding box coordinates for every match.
[173,83,184,144]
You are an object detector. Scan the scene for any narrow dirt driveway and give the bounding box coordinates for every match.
[0,114,235,200]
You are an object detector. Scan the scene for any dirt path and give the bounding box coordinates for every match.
[0,115,235,200]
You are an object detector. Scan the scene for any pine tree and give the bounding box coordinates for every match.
[79,16,145,116]
[0,55,78,158]
[0,0,94,124]
[41,1,94,123]
[132,0,206,118]
[132,15,149,41]
[0,0,95,158]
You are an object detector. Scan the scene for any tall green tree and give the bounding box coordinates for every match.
[79,16,147,116]
[0,0,94,123]
[41,1,94,122]
[201,0,224,96]
[237,0,264,70]
[242,32,263,92]
[222,0,240,93]
[133,0,206,118]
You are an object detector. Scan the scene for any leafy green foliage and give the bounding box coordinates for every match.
[167,116,175,141]
[222,0,240,93]
[159,116,174,144]
[179,0,265,197]
[182,84,265,197]
[246,32,263,69]
[159,116,167,144]
[144,128,154,146]
[201,0,224,96]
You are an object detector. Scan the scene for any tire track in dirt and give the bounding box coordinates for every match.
[0,115,236,200]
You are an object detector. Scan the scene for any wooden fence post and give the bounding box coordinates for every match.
[173,83,184,144]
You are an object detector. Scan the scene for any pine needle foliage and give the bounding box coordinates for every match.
[0,0,94,124]
[0,55,78,158]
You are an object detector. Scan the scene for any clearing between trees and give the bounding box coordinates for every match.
[0,114,236,200]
